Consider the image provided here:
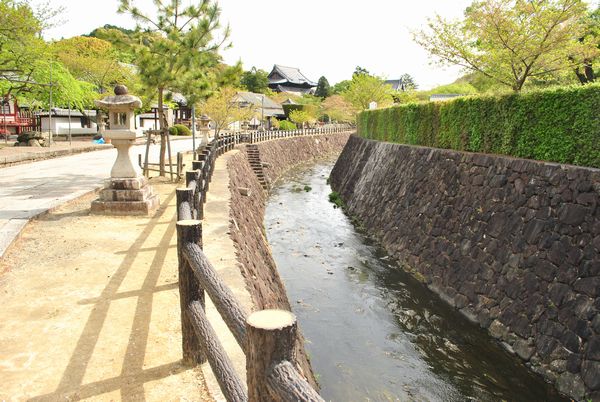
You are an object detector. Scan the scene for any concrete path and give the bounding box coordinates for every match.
[0,139,197,258]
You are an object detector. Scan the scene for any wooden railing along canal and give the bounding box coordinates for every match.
[175,126,350,401]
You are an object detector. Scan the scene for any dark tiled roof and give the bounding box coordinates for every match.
[268,65,317,87]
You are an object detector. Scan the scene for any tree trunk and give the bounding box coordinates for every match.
[158,87,166,176]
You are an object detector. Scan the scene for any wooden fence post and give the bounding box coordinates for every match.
[176,187,195,221]
[246,309,297,402]
[186,170,200,218]
[176,220,205,366]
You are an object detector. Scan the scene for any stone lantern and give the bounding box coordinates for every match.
[91,85,159,215]
[199,114,211,144]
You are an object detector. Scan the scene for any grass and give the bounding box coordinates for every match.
[328,191,344,209]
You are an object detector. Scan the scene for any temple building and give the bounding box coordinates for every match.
[267,65,317,96]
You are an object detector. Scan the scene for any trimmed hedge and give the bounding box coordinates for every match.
[357,84,600,168]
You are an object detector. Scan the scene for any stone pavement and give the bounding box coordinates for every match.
[0,140,112,167]
[0,138,196,259]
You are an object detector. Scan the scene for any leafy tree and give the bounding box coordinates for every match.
[414,0,591,91]
[241,67,270,93]
[398,73,418,91]
[315,76,331,98]
[200,87,256,137]
[85,24,135,39]
[342,74,393,110]
[289,109,315,128]
[571,6,600,84]
[51,36,136,94]
[331,80,351,94]
[321,95,356,122]
[353,66,370,77]
[116,0,229,175]
[0,0,48,92]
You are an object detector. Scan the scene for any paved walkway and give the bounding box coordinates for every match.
[0,139,196,258]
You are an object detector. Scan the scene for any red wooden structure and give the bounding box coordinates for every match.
[0,95,36,138]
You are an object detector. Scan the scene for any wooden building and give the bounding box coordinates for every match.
[0,96,37,136]
[267,65,317,96]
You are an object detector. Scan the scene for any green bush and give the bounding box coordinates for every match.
[279,120,297,131]
[357,84,600,168]
[170,124,192,136]
[175,124,192,136]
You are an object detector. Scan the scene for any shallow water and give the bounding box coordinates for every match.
[264,159,566,402]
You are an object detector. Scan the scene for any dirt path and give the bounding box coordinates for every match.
[0,178,212,401]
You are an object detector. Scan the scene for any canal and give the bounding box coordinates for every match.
[264,159,566,402]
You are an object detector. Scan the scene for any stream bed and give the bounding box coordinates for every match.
[264,159,567,402]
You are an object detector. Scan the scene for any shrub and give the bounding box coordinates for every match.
[171,124,192,136]
[279,120,297,131]
[357,84,600,168]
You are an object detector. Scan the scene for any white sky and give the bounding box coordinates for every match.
[40,0,474,90]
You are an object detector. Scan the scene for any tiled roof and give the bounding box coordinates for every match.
[268,65,317,87]
[235,92,284,117]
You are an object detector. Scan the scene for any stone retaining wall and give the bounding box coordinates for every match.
[330,135,600,401]
[225,133,351,389]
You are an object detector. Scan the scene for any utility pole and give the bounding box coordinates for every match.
[48,60,53,145]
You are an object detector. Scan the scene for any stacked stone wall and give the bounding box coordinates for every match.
[330,135,600,401]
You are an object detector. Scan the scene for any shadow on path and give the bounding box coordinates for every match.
[28,191,187,402]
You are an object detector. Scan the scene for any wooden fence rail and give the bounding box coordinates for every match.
[175,125,352,401]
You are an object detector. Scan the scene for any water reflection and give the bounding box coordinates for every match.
[265,160,566,402]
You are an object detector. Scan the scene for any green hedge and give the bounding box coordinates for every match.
[357,84,600,168]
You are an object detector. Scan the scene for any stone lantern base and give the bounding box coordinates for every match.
[91,177,160,216]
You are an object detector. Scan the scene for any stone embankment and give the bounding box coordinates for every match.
[330,135,600,401]
[226,133,351,389]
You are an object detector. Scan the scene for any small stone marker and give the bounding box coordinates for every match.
[369,101,378,110]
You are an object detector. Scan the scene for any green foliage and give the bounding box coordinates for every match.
[331,80,351,94]
[328,191,344,209]
[241,67,270,93]
[342,73,394,110]
[279,120,297,130]
[315,76,331,98]
[415,0,592,91]
[358,84,600,168]
[289,110,314,126]
[171,124,192,136]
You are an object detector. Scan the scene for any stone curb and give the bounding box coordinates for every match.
[0,144,113,167]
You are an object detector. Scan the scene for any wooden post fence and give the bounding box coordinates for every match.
[173,126,355,400]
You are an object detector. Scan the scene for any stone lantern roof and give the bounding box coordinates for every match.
[95,85,142,110]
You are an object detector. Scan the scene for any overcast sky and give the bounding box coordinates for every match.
[40,0,474,90]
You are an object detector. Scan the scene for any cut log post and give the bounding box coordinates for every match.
[267,361,324,402]
[186,170,200,217]
[176,188,195,221]
[176,220,205,366]
[183,242,248,347]
[246,310,299,402]
[187,301,248,402]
